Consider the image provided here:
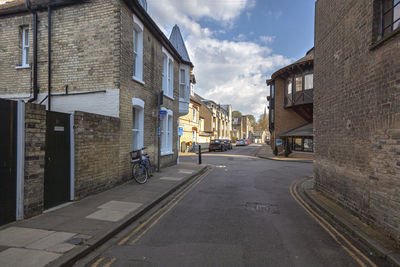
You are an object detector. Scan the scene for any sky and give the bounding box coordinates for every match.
[148,0,316,118]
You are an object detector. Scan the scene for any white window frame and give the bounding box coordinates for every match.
[132,98,145,151]
[304,73,313,90]
[287,79,292,95]
[132,14,144,84]
[21,26,29,67]
[193,107,197,123]
[160,107,173,155]
[192,130,197,143]
[179,65,190,101]
[162,47,174,99]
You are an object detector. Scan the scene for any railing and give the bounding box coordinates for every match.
[285,89,313,108]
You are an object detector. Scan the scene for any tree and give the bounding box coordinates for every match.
[232,110,242,117]
[247,115,256,126]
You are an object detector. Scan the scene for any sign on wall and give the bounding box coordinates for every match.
[178,127,183,136]
[276,139,283,147]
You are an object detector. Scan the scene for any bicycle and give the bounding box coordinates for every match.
[130,148,153,184]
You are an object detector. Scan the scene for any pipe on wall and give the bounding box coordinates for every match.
[27,0,38,103]
[47,5,52,110]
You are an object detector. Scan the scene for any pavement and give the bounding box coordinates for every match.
[299,178,400,267]
[255,144,313,163]
[0,162,208,267]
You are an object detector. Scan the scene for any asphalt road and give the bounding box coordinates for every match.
[76,144,368,267]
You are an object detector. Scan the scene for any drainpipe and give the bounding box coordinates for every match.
[27,0,38,103]
[47,5,52,110]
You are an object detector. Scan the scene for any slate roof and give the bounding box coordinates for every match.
[169,24,191,63]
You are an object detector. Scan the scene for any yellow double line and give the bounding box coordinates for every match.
[117,166,213,247]
[290,178,377,267]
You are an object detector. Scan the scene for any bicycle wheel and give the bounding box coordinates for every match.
[132,163,148,184]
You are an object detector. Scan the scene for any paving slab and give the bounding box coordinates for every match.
[0,162,207,267]
[26,232,77,253]
[0,248,61,267]
[0,227,54,247]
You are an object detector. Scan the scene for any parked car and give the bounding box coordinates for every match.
[209,139,227,152]
[223,140,232,150]
[236,139,247,146]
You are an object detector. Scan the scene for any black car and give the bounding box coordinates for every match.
[223,140,232,150]
[209,139,227,152]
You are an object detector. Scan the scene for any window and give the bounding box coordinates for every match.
[304,138,313,152]
[132,15,144,83]
[132,98,145,151]
[287,79,292,95]
[382,0,400,37]
[304,73,313,90]
[160,108,173,155]
[295,76,303,92]
[162,48,174,98]
[271,82,275,99]
[193,107,197,122]
[179,68,187,100]
[21,26,29,67]
[293,138,303,151]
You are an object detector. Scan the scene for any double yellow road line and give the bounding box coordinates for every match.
[117,166,213,247]
[290,178,377,267]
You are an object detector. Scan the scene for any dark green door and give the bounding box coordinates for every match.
[0,99,17,226]
[44,111,70,209]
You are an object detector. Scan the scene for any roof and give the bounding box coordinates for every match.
[169,25,191,63]
[0,0,79,14]
[278,123,313,137]
[267,48,314,83]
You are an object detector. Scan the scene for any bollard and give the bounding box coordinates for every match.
[198,145,202,165]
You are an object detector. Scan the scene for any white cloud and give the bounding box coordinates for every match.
[259,35,275,44]
[147,0,291,117]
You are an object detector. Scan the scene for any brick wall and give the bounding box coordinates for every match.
[118,1,179,174]
[74,111,121,199]
[314,0,400,242]
[24,102,46,218]
[270,77,308,152]
[0,0,120,97]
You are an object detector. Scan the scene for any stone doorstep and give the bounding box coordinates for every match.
[301,180,400,267]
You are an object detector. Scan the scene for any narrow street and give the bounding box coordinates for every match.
[76,145,372,267]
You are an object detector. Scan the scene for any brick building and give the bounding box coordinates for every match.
[232,115,253,140]
[196,96,232,140]
[314,0,399,242]
[0,0,193,223]
[267,49,314,154]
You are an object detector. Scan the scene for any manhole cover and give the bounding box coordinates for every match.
[245,202,280,214]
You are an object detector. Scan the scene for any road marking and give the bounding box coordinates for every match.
[103,257,116,267]
[290,178,377,267]
[90,256,105,267]
[129,170,209,246]
[118,167,213,246]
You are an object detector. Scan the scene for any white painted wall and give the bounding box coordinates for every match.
[0,89,120,118]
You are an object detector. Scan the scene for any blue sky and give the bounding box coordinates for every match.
[148,0,316,118]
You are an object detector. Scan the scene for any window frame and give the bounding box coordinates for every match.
[381,0,400,37]
[21,26,30,67]
[132,14,144,84]
[162,47,174,99]
[160,108,174,155]
[193,107,197,123]
[132,98,145,151]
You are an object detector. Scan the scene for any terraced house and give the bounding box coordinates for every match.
[0,0,193,225]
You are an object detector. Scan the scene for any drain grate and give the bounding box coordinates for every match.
[245,202,280,214]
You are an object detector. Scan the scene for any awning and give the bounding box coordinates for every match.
[278,123,313,137]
